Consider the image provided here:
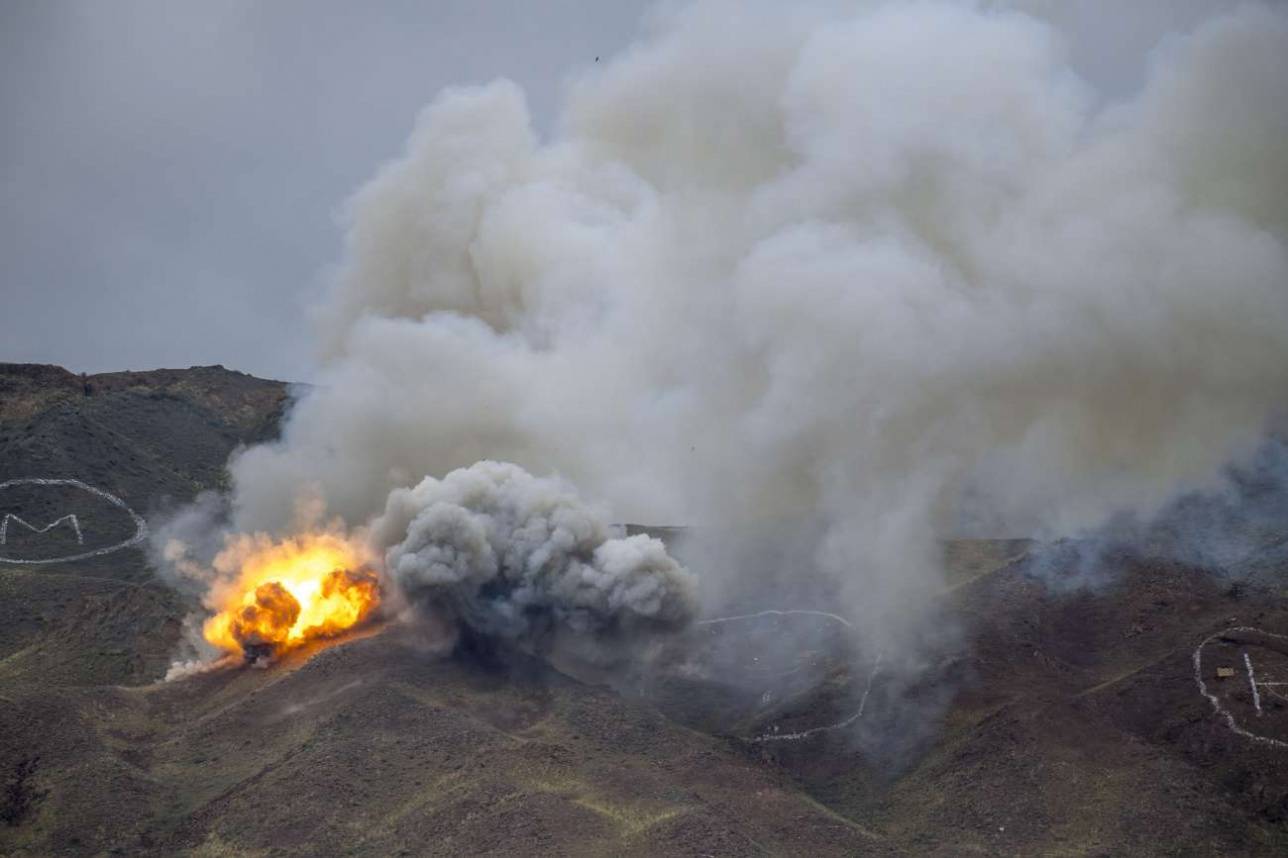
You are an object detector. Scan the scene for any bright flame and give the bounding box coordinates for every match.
[203,532,382,660]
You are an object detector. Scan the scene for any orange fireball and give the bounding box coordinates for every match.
[203,532,382,660]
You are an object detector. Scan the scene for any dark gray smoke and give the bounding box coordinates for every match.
[370,461,698,648]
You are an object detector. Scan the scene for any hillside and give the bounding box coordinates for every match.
[1,364,1287,856]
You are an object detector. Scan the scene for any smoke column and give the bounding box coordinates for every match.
[221,0,1287,660]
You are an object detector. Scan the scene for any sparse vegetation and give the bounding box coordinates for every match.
[1,756,47,827]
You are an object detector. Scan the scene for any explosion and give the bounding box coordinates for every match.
[201,533,382,661]
[158,462,695,677]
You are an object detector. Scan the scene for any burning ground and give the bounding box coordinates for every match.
[189,533,380,666]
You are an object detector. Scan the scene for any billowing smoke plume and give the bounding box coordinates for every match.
[200,1,1287,669]
[371,461,697,644]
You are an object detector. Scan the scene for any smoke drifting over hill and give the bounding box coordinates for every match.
[159,1,1288,677]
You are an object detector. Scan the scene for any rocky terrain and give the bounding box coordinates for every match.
[1,363,1286,856]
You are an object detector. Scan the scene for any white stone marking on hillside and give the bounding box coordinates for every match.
[1193,626,1288,749]
[753,649,884,743]
[0,478,147,565]
[698,608,885,743]
[697,608,854,629]
[1,513,83,545]
[1244,652,1263,717]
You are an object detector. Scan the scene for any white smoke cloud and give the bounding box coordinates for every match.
[372,461,697,643]
[222,0,1288,659]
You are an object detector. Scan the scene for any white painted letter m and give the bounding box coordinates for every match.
[0,513,84,545]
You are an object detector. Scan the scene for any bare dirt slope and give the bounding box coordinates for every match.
[1,364,1286,856]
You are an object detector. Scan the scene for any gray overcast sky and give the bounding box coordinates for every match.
[0,0,651,381]
[0,0,1244,381]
